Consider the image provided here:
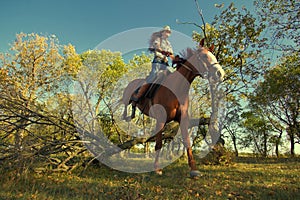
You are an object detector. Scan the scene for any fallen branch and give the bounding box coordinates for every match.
[98,117,210,157]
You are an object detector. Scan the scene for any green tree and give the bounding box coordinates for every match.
[250,53,300,156]
[71,49,129,158]
[223,100,243,156]
[255,0,299,52]
[193,3,267,92]
[241,110,273,157]
[190,3,268,153]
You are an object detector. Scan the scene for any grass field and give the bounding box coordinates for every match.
[0,156,299,200]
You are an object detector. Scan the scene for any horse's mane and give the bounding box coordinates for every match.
[180,47,210,60]
[149,31,163,47]
[174,47,209,70]
[180,47,199,60]
[173,48,198,68]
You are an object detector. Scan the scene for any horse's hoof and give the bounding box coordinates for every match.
[155,169,163,175]
[190,170,200,178]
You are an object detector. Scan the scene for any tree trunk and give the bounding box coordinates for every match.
[263,131,268,157]
[232,135,239,157]
[287,126,295,157]
[275,131,282,157]
[290,132,295,157]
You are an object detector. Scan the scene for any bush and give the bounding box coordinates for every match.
[199,144,235,165]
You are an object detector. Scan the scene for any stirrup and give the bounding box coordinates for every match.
[131,104,136,119]
[130,96,139,103]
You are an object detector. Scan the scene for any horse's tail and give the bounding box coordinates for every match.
[122,79,145,105]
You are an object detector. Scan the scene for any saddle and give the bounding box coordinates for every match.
[132,55,186,102]
[144,83,160,99]
[142,71,167,99]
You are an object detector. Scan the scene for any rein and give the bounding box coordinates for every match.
[177,53,220,79]
[179,61,219,79]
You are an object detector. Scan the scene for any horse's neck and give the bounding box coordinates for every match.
[162,64,195,99]
[176,62,197,84]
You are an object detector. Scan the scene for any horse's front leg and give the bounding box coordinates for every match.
[154,122,165,175]
[180,116,200,178]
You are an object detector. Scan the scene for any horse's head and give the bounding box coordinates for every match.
[197,47,225,83]
[183,41,225,83]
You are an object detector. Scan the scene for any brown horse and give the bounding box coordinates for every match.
[122,44,225,177]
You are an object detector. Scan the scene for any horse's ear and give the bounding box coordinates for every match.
[199,38,205,47]
[209,44,215,52]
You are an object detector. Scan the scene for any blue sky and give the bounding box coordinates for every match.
[0,0,254,53]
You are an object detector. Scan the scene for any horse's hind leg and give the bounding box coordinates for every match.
[154,122,165,175]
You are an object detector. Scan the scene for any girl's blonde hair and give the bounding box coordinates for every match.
[148,30,163,47]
